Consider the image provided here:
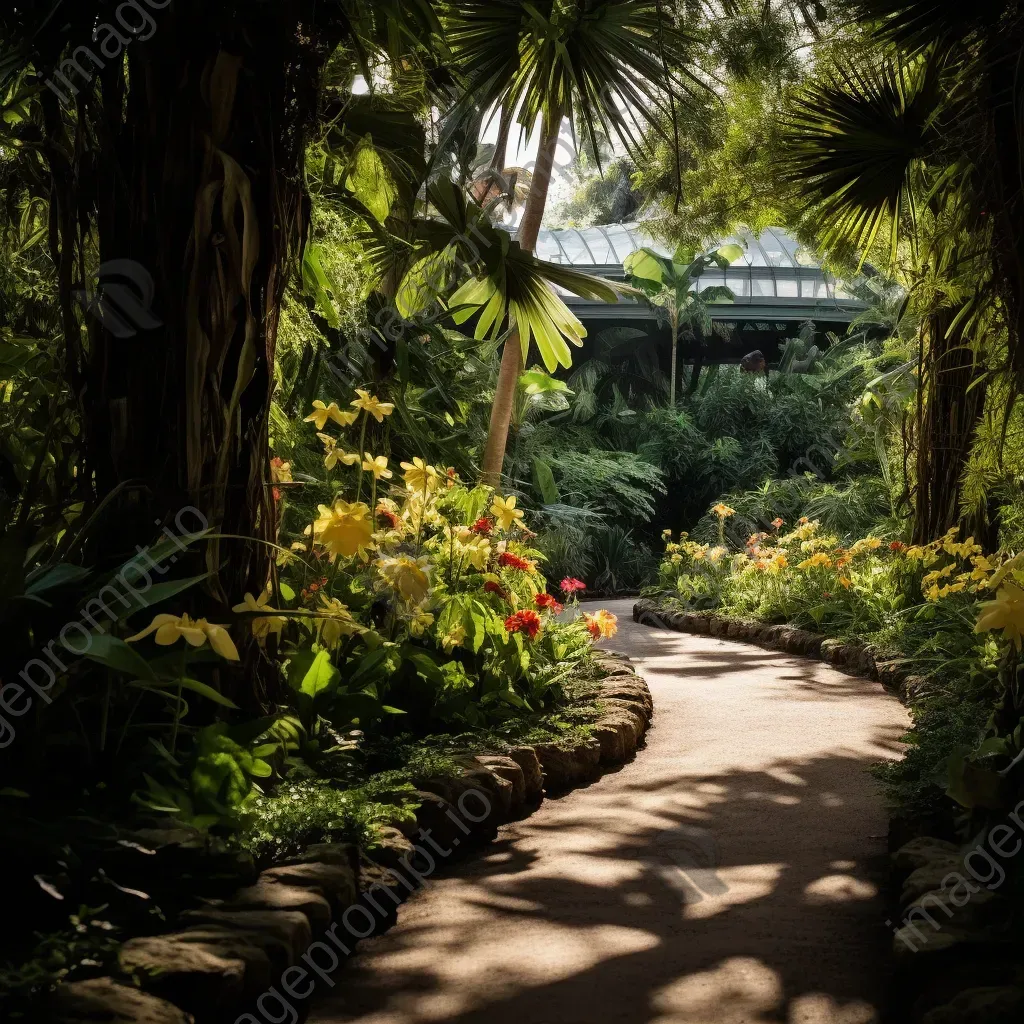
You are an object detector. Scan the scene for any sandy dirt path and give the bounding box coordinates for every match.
[310,599,910,1024]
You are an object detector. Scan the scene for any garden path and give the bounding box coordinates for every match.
[311,599,910,1024]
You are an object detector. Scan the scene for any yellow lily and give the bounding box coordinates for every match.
[127,613,239,661]
[232,590,287,643]
[491,495,525,531]
[308,500,374,559]
[400,457,439,492]
[304,400,356,430]
[361,453,393,480]
[318,433,360,471]
[975,582,1024,649]
[351,389,395,422]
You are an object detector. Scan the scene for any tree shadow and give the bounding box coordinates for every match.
[310,604,908,1024]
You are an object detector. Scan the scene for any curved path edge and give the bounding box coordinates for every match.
[48,657,654,1024]
[633,598,923,706]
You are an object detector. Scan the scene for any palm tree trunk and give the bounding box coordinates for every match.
[669,315,679,406]
[491,101,514,171]
[480,107,561,485]
[912,304,986,544]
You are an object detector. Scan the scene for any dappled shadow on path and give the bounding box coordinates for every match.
[316,748,905,1024]
[311,606,908,1024]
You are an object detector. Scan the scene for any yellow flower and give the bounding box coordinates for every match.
[377,555,431,605]
[441,625,467,651]
[270,460,292,484]
[304,400,355,430]
[350,389,395,422]
[491,495,525,532]
[361,454,392,480]
[849,536,882,556]
[318,433,359,471]
[127,613,239,661]
[232,589,287,643]
[583,609,618,639]
[400,457,439,493]
[975,582,1024,649]
[797,552,833,570]
[309,500,374,559]
[409,607,435,637]
[711,503,736,519]
[708,545,727,565]
[670,553,683,563]
[316,596,366,648]
[460,535,492,571]
[661,528,672,541]
[839,575,852,589]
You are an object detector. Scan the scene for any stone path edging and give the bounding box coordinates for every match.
[633,597,928,705]
[50,655,653,1023]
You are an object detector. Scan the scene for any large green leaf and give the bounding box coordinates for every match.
[82,633,157,680]
[345,138,398,223]
[298,650,341,699]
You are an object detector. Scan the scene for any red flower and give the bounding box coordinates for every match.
[585,618,602,639]
[535,593,564,614]
[376,508,400,529]
[559,577,586,595]
[504,609,542,639]
[498,551,532,571]
[890,541,906,552]
[484,581,508,600]
[471,517,493,535]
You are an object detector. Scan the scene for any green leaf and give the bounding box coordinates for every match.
[406,649,444,683]
[133,677,237,709]
[82,634,157,680]
[302,243,341,329]
[298,650,341,699]
[532,457,560,505]
[623,248,669,290]
[715,243,744,264]
[345,138,398,223]
[133,573,210,612]
[25,563,91,596]
[520,370,570,395]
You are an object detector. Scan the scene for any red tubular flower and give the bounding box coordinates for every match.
[498,551,532,571]
[535,593,564,614]
[484,581,508,600]
[559,577,586,595]
[471,517,493,535]
[504,609,542,639]
[585,618,602,639]
[890,541,906,552]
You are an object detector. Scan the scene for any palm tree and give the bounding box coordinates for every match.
[623,244,740,404]
[446,0,700,483]
[778,43,999,542]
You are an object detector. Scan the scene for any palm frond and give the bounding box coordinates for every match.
[779,52,950,264]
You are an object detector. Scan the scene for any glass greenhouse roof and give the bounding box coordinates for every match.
[532,223,865,305]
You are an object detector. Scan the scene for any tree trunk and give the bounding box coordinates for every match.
[35,1,339,706]
[912,304,986,544]
[669,315,679,406]
[491,101,514,171]
[480,107,561,486]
